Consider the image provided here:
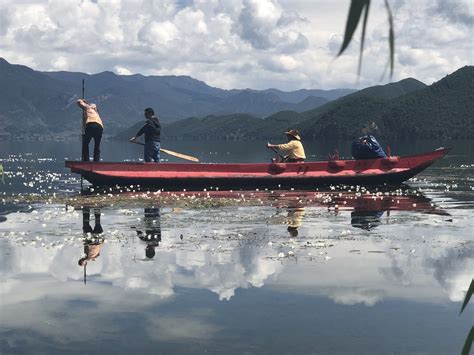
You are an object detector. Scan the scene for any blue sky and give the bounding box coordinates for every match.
[0,0,472,90]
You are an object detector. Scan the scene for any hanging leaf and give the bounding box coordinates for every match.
[338,0,395,78]
[358,2,371,74]
[385,0,395,77]
[338,0,371,57]
[462,327,473,355]
[460,278,474,315]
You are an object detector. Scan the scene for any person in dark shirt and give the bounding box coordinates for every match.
[136,207,161,259]
[130,107,161,162]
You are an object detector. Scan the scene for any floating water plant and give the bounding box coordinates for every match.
[0,163,4,184]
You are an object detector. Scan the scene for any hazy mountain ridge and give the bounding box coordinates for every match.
[263,88,357,103]
[136,66,472,141]
[0,57,354,135]
[296,67,473,140]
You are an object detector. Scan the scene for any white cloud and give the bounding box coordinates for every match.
[175,7,208,34]
[235,0,308,52]
[138,20,179,46]
[114,65,132,75]
[260,54,301,72]
[328,288,386,306]
[52,56,69,70]
[0,0,472,90]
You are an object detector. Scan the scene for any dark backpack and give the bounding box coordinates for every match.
[351,135,387,160]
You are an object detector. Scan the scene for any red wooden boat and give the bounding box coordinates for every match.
[65,147,449,190]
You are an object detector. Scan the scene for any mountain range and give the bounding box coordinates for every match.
[0,57,354,135]
[1,57,471,141]
[114,66,472,141]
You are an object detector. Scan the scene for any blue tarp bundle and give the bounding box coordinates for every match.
[351,135,387,160]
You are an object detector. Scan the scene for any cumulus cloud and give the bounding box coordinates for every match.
[114,65,132,75]
[432,0,474,26]
[138,21,179,46]
[235,0,308,52]
[0,0,472,90]
[259,54,301,72]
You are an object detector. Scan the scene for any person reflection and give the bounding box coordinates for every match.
[350,210,384,230]
[286,207,305,237]
[137,207,161,259]
[78,207,104,267]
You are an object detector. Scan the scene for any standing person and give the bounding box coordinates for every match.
[77,99,104,162]
[267,129,306,163]
[130,107,161,163]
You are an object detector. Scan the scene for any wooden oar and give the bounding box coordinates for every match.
[130,141,199,162]
[269,146,284,160]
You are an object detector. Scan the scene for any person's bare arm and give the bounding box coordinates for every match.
[77,99,88,109]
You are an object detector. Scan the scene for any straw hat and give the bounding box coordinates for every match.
[285,129,301,141]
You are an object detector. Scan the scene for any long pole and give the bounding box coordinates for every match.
[81,79,85,191]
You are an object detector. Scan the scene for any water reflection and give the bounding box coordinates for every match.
[0,188,472,354]
[351,210,384,230]
[137,208,161,259]
[0,203,33,223]
[285,207,305,237]
[79,207,104,283]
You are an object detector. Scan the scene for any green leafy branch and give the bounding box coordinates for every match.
[338,0,395,77]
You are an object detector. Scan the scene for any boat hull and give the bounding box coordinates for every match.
[65,148,448,190]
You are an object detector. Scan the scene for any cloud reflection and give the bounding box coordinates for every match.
[0,201,472,308]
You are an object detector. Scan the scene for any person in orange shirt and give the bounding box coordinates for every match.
[267,129,306,162]
[78,207,104,267]
[77,99,104,162]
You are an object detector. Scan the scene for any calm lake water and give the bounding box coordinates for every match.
[0,140,473,354]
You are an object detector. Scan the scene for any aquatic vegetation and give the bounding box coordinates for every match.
[0,163,5,184]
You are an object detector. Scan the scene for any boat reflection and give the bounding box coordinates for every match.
[350,210,384,230]
[76,188,449,236]
[263,188,447,232]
